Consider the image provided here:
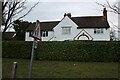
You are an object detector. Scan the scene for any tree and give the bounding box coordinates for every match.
[2,0,39,39]
[13,20,32,40]
[96,0,120,15]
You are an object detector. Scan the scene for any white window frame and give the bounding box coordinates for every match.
[42,31,48,37]
[62,26,71,35]
[94,28,104,34]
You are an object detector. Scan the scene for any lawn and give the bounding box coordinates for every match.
[2,58,118,78]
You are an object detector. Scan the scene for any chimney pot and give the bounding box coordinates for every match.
[64,13,67,17]
[67,13,71,18]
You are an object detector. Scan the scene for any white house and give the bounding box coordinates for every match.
[25,8,110,41]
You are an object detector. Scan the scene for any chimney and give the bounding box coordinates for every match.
[67,13,71,18]
[103,8,107,21]
[103,8,107,17]
[64,13,67,17]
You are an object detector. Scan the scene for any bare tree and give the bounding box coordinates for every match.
[96,0,120,14]
[96,0,120,29]
[2,0,39,33]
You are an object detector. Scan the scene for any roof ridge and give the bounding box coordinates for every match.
[71,16,103,18]
[41,21,60,23]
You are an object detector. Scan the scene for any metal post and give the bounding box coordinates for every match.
[28,39,35,79]
[11,62,17,80]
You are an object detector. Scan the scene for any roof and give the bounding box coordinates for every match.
[26,21,59,31]
[26,23,36,31]
[40,21,60,31]
[71,16,110,28]
[26,15,110,31]
[3,32,16,40]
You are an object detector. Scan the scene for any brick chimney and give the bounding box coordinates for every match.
[103,8,107,19]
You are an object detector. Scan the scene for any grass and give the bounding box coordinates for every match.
[2,58,118,78]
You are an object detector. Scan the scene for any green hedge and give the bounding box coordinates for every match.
[2,41,32,59]
[2,41,120,62]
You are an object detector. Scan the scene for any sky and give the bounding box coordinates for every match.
[3,0,119,31]
[20,0,118,29]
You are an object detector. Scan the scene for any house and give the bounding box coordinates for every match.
[25,8,110,41]
[2,32,16,40]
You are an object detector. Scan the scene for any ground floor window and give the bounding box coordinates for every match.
[42,31,48,37]
[29,32,32,37]
[94,28,103,34]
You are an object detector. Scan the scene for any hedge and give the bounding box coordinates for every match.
[2,41,120,62]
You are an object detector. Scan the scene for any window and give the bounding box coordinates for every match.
[29,32,32,37]
[42,31,48,37]
[94,29,103,34]
[62,27,71,35]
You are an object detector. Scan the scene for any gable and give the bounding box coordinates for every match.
[53,16,78,30]
[74,29,93,40]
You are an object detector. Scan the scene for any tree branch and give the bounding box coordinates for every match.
[2,0,39,33]
[16,2,39,20]
[2,2,8,13]
[96,0,120,14]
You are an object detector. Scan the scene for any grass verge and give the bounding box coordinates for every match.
[2,58,118,78]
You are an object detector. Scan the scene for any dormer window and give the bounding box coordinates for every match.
[94,28,103,34]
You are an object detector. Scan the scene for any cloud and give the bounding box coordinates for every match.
[27,0,116,3]
[21,0,118,31]
[23,2,103,22]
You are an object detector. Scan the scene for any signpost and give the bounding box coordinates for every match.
[28,20,41,79]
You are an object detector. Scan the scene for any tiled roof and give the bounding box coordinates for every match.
[3,32,16,39]
[26,23,35,31]
[71,16,110,28]
[40,21,60,31]
[26,21,59,31]
[26,15,110,31]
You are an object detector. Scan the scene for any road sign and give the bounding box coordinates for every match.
[31,20,41,41]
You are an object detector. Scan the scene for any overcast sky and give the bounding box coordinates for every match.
[7,0,118,32]
[18,0,118,29]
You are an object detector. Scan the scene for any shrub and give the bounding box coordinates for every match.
[2,41,32,59]
[2,41,119,62]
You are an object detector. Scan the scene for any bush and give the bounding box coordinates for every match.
[2,41,119,62]
[2,41,32,59]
